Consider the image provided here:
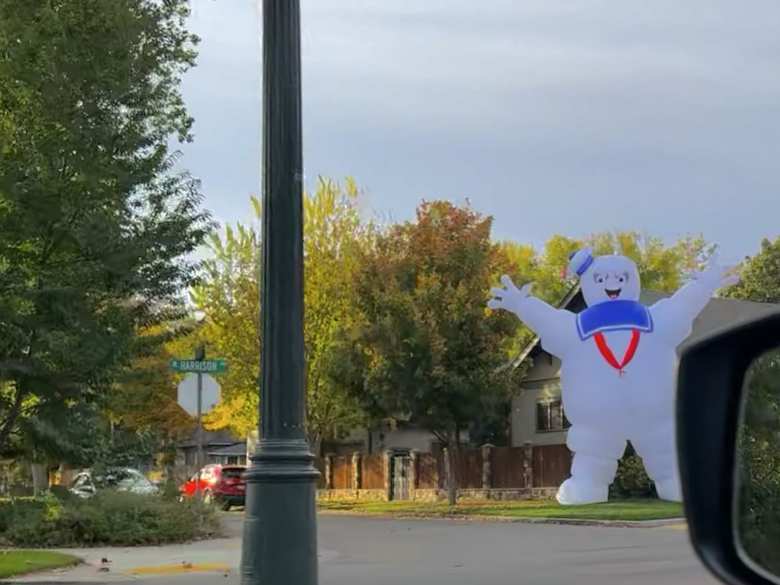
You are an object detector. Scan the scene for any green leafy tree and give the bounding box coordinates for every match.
[23,400,161,471]
[303,178,372,451]
[0,0,212,454]
[330,201,519,505]
[105,319,199,455]
[500,231,710,304]
[191,214,262,438]
[726,237,780,303]
[586,232,711,292]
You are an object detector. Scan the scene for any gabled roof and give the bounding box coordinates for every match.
[207,442,247,457]
[680,295,780,349]
[178,427,242,449]
[507,283,581,370]
[513,288,780,368]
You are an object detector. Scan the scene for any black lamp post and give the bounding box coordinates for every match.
[240,1,319,584]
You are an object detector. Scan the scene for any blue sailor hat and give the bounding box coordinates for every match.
[567,248,594,279]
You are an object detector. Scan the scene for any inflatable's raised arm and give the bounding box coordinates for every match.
[650,254,739,345]
[489,275,575,358]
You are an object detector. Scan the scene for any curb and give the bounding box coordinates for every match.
[317,509,686,528]
[483,516,687,528]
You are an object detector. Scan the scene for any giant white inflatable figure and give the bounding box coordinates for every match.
[489,249,738,505]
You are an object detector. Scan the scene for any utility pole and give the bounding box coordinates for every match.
[240,1,319,584]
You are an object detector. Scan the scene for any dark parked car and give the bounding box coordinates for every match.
[179,464,246,510]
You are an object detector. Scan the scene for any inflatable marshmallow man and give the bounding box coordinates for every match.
[489,249,738,505]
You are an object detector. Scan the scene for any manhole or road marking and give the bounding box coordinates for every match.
[128,562,231,576]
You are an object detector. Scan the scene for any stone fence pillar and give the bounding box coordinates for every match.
[324,453,335,490]
[481,443,494,489]
[523,441,534,489]
[352,451,362,490]
[383,450,393,501]
[442,447,451,498]
[410,450,419,494]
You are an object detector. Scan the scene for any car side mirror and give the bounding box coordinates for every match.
[678,310,780,585]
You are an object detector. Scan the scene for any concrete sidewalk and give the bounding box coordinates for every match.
[7,536,241,583]
[6,513,245,583]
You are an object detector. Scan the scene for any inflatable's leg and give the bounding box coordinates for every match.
[631,422,681,502]
[557,425,625,505]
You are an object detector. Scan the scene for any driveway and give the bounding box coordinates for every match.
[10,512,719,585]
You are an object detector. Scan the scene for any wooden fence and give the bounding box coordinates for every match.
[320,443,573,494]
[416,453,439,489]
[492,446,531,488]
[533,444,572,488]
[455,449,483,489]
[331,455,353,489]
[361,453,385,490]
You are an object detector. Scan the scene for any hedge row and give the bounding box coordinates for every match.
[0,490,220,547]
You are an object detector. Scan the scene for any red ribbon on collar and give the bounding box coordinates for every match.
[593,329,640,376]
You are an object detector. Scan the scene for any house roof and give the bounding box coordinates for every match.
[514,287,780,368]
[178,427,242,449]
[679,295,780,349]
[207,442,247,457]
[507,283,582,370]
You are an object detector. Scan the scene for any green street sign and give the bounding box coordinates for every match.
[170,358,227,374]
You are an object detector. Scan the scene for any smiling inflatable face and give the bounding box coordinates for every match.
[580,254,641,307]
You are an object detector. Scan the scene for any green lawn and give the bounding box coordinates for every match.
[0,550,80,578]
[318,499,684,522]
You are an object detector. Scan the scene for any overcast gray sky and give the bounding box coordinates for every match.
[179,0,780,263]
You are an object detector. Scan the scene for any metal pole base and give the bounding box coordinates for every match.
[241,439,319,585]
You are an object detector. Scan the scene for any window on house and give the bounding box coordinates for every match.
[536,399,571,432]
[184,449,195,466]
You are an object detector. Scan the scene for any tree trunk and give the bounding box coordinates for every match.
[0,384,25,453]
[307,432,322,458]
[446,432,458,506]
[31,462,48,496]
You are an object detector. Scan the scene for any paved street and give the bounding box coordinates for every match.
[10,512,720,585]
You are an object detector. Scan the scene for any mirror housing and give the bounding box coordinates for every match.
[678,310,780,585]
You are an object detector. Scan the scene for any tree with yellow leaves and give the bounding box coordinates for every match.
[189,203,262,438]
[187,179,371,449]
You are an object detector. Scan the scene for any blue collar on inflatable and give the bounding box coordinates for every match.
[576,299,654,341]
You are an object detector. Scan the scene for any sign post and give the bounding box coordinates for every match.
[173,347,225,502]
[194,345,205,501]
[196,355,203,499]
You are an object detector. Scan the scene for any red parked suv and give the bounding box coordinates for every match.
[179,464,246,510]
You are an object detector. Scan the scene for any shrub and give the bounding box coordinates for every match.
[160,478,182,502]
[49,485,79,504]
[0,491,220,547]
[610,449,656,499]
